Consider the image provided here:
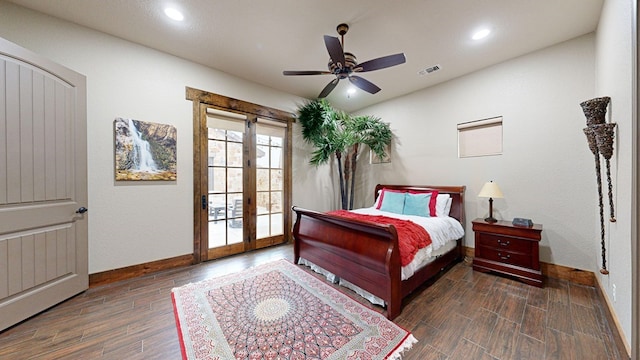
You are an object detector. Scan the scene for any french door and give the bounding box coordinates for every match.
[187,88,293,262]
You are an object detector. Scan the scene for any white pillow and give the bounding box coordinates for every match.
[373,189,382,208]
[435,194,451,217]
[444,198,452,216]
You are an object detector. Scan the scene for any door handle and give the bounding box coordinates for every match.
[76,207,88,214]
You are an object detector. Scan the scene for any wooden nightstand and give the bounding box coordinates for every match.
[472,218,543,287]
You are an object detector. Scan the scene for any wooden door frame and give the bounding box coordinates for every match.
[186,87,294,263]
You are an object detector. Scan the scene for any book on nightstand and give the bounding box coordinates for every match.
[512,217,533,227]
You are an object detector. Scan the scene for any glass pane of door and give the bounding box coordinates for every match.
[255,123,284,240]
[207,123,244,249]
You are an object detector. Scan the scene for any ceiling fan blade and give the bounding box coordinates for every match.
[318,78,340,98]
[348,76,381,94]
[324,35,345,68]
[283,70,332,76]
[355,53,406,72]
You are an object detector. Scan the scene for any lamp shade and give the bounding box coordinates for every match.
[478,181,503,198]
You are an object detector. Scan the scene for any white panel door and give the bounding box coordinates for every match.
[0,37,88,331]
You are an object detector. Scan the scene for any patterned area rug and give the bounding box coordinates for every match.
[171,259,416,359]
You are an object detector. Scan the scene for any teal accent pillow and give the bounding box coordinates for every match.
[379,191,406,214]
[403,193,432,217]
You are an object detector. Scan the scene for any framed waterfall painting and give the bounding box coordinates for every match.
[114,117,177,181]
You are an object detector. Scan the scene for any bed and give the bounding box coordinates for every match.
[292,184,466,320]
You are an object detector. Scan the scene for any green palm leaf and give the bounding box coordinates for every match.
[296,100,392,209]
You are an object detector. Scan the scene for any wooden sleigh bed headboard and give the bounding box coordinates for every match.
[292,184,466,320]
[372,184,465,224]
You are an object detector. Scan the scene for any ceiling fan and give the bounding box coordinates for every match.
[283,23,406,98]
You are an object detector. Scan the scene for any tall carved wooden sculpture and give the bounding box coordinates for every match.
[580,96,615,275]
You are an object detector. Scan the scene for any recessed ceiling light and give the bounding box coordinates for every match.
[472,28,491,40]
[164,8,184,21]
[347,87,357,98]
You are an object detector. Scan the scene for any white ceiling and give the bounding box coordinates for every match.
[6,0,603,112]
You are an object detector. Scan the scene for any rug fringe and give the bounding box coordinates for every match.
[387,334,418,359]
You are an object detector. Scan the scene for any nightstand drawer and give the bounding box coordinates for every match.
[477,234,532,254]
[477,246,532,268]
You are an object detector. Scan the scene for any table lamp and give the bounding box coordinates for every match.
[478,181,503,223]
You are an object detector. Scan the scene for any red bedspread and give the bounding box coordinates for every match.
[328,210,432,266]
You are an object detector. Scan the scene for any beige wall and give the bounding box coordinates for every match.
[355,34,597,268]
[0,2,306,273]
[594,0,634,348]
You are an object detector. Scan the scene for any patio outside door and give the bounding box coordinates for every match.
[203,107,290,261]
[206,110,247,258]
[254,120,286,246]
[187,89,293,263]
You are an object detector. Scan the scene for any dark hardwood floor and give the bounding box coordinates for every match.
[0,244,626,359]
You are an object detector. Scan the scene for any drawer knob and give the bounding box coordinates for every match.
[497,239,510,246]
[498,252,511,260]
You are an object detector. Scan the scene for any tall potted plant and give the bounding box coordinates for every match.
[297,99,392,210]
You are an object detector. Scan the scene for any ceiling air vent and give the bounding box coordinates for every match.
[418,64,441,76]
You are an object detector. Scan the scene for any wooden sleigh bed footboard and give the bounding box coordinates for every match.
[292,184,466,320]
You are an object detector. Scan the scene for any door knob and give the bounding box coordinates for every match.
[76,207,88,214]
